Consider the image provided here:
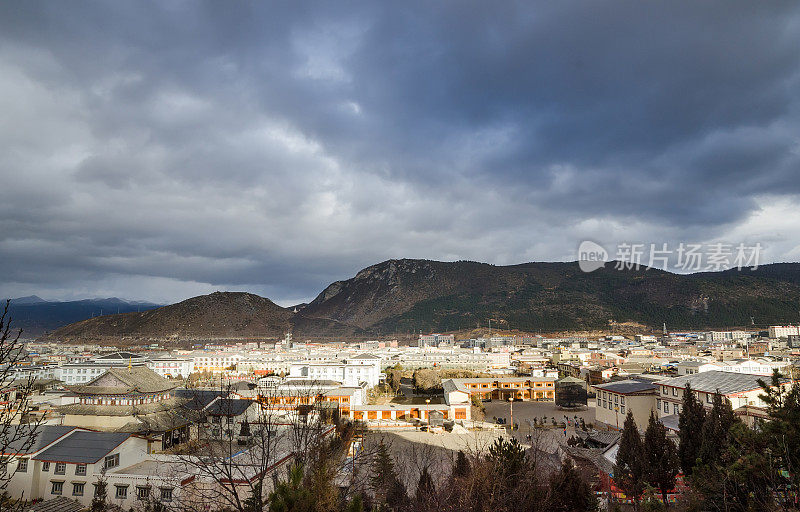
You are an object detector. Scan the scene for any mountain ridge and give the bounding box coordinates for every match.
[34,259,800,342]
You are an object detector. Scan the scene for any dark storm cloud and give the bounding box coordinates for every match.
[1,1,799,304]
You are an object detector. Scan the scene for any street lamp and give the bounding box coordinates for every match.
[508,396,514,431]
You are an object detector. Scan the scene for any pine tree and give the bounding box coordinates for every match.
[453,450,470,478]
[547,459,598,512]
[614,411,646,510]
[370,442,407,511]
[643,410,679,506]
[268,464,312,512]
[414,467,436,507]
[759,371,800,492]
[677,383,705,476]
[698,392,737,466]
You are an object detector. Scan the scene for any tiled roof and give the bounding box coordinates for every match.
[205,398,255,416]
[1,426,78,455]
[34,431,131,463]
[26,497,86,512]
[70,367,176,395]
[659,371,783,395]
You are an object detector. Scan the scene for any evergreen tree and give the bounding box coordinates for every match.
[677,383,705,476]
[370,442,407,511]
[698,392,737,466]
[268,464,312,512]
[759,371,800,492]
[614,411,646,510]
[453,450,470,478]
[547,459,598,512]
[643,411,679,506]
[414,467,436,507]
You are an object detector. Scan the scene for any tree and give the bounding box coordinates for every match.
[453,450,471,478]
[614,411,646,510]
[677,383,705,476]
[643,411,679,506]
[759,371,800,492]
[370,442,407,511]
[91,478,108,512]
[414,467,436,507]
[412,369,441,394]
[697,392,737,466]
[385,365,403,395]
[546,459,598,512]
[268,464,312,512]
[0,300,44,503]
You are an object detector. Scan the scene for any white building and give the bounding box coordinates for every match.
[55,352,148,385]
[287,354,382,387]
[769,325,800,339]
[147,357,194,379]
[192,352,244,374]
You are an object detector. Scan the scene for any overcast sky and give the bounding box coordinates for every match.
[1,1,800,306]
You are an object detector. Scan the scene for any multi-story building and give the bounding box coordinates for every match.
[192,352,244,374]
[443,377,557,401]
[55,352,148,385]
[592,379,660,430]
[147,357,194,379]
[655,371,787,418]
[287,354,382,387]
[769,325,800,339]
[418,333,455,348]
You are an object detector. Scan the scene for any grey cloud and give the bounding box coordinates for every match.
[0,1,799,304]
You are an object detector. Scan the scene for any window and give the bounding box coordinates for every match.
[42,461,50,472]
[620,406,625,414]
[93,482,107,497]
[104,454,119,469]
[160,488,173,502]
[672,388,678,396]
[75,464,86,476]
[137,486,151,500]
[51,481,63,495]
[73,483,85,496]
[17,458,27,473]
[662,387,668,395]
[663,401,669,413]
[674,403,680,414]
[55,462,66,475]
[706,393,713,403]
[115,485,128,499]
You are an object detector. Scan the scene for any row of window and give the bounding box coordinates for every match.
[598,391,625,404]
[658,399,681,414]
[51,481,172,501]
[599,399,625,415]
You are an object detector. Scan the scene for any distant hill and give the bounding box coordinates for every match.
[34,260,800,342]
[293,259,800,334]
[43,292,291,342]
[7,297,161,337]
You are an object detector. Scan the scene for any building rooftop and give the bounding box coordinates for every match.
[592,379,658,395]
[69,366,176,395]
[34,431,132,463]
[659,371,783,395]
[1,425,78,455]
